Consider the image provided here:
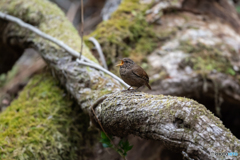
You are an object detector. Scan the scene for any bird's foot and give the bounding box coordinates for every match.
[121,87,136,92]
[127,86,132,90]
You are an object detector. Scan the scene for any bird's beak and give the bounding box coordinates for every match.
[116,60,124,66]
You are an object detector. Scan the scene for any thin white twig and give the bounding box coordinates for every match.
[88,37,108,70]
[0,12,93,64]
[80,0,84,60]
[76,59,129,88]
[0,11,129,88]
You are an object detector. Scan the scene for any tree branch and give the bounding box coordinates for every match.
[0,12,81,59]
[94,91,240,160]
[0,11,129,89]
[80,0,84,59]
[88,37,108,69]
[1,1,239,159]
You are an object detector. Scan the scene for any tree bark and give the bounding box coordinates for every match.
[94,91,240,160]
[1,0,240,159]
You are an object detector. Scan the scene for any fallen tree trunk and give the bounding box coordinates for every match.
[0,0,240,160]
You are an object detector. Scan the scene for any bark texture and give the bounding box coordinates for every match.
[1,0,240,160]
[95,91,240,159]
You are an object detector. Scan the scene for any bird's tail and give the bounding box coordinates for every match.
[146,83,151,90]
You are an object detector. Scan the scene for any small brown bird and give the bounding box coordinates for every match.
[116,58,151,90]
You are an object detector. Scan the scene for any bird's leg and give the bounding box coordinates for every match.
[127,86,132,90]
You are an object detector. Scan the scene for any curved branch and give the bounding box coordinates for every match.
[94,91,240,160]
[1,2,239,160]
[0,12,129,89]
[76,59,129,88]
[88,37,108,70]
[0,12,82,59]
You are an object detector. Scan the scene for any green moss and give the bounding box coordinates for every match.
[0,72,97,160]
[179,41,236,76]
[86,0,165,66]
[0,0,97,63]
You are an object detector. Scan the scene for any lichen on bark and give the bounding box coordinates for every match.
[95,91,240,159]
[179,40,237,76]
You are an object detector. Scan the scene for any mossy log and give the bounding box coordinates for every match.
[88,0,240,106]
[94,92,240,160]
[0,73,94,159]
[0,0,240,160]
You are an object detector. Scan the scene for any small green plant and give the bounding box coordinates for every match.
[117,139,133,157]
[100,131,133,159]
[100,131,113,148]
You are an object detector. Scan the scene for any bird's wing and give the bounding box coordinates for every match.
[132,65,149,83]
